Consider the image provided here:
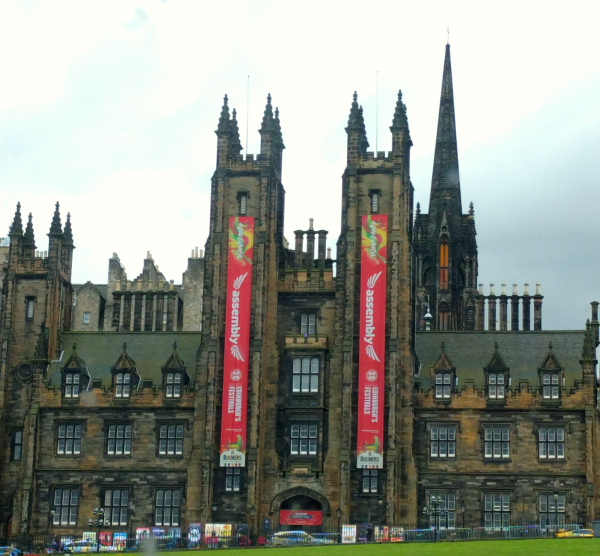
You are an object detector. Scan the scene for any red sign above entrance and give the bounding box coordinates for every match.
[279,510,323,526]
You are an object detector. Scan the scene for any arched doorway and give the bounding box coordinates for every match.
[271,488,330,533]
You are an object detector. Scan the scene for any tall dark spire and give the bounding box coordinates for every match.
[217,94,230,134]
[24,213,36,248]
[63,212,74,247]
[346,91,362,131]
[273,106,285,148]
[49,202,62,236]
[429,43,461,209]
[9,202,23,237]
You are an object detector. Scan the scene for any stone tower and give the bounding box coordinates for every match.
[190,94,286,525]
[414,44,478,330]
[333,90,417,524]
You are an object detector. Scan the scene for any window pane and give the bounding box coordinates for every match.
[431,427,438,440]
[293,359,300,373]
[489,374,496,385]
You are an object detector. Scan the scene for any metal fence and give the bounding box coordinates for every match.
[0,521,595,552]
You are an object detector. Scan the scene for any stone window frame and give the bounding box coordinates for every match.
[25,296,36,322]
[62,369,82,399]
[535,424,566,461]
[538,492,566,529]
[291,356,320,394]
[368,189,381,214]
[110,367,140,401]
[55,421,85,457]
[300,312,317,336]
[481,423,513,462]
[102,487,131,527]
[426,491,457,529]
[51,486,81,527]
[105,422,133,457]
[539,371,563,400]
[237,191,249,216]
[10,427,23,462]
[290,423,318,456]
[156,421,187,458]
[427,422,458,460]
[154,487,182,527]
[224,467,242,493]
[482,491,511,528]
[434,370,453,400]
[361,469,379,495]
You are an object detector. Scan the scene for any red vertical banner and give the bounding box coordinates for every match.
[220,216,254,467]
[357,215,387,469]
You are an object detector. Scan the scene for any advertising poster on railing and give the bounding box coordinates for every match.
[279,510,323,526]
[357,215,387,469]
[342,524,357,543]
[220,216,254,468]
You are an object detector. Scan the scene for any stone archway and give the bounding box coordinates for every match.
[270,487,330,531]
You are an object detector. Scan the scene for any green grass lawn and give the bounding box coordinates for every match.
[156,539,599,556]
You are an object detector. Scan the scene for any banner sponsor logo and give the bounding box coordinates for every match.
[357,215,387,469]
[220,217,254,467]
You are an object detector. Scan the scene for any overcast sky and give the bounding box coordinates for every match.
[1,0,599,330]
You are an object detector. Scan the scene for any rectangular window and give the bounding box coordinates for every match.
[300,313,317,335]
[539,494,566,529]
[488,373,505,399]
[239,194,248,216]
[225,468,241,492]
[25,297,35,321]
[115,372,131,398]
[166,372,182,398]
[371,192,379,214]
[538,427,565,459]
[107,424,132,456]
[57,424,82,455]
[484,426,510,459]
[83,312,90,324]
[155,489,180,526]
[52,488,79,526]
[290,424,318,455]
[159,424,184,456]
[105,489,129,526]
[484,493,511,529]
[64,372,80,398]
[428,493,456,529]
[12,429,23,461]
[292,357,319,393]
[362,470,378,494]
[435,372,452,399]
[430,425,456,458]
[542,373,560,399]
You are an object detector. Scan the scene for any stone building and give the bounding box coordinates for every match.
[0,44,598,542]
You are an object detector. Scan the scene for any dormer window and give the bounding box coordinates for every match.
[115,372,131,398]
[64,371,80,398]
[435,372,452,399]
[165,372,182,398]
[542,373,560,399]
[161,343,188,401]
[488,373,505,399]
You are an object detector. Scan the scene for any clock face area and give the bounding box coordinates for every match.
[15,363,34,383]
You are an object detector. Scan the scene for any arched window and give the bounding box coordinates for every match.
[439,241,449,290]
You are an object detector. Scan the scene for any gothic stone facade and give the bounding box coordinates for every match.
[0,46,599,540]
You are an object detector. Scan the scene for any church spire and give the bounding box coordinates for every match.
[429,43,461,210]
[49,202,62,236]
[9,202,23,237]
[217,94,230,134]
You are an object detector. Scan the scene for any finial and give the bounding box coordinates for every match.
[72,343,77,352]
[267,93,272,104]
[582,319,595,360]
[353,91,357,103]
[123,342,127,351]
[447,25,450,45]
[49,202,62,236]
[494,341,498,351]
[469,202,474,216]
[416,202,421,215]
[173,342,177,350]
[273,106,285,148]
[441,341,445,351]
[391,89,409,131]
[24,212,36,248]
[260,93,275,132]
[548,341,553,352]
[229,107,242,155]
[9,202,23,237]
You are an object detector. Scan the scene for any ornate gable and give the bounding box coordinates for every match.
[63,343,86,370]
[485,342,509,373]
[431,343,455,372]
[162,342,186,370]
[538,342,563,372]
[113,342,137,370]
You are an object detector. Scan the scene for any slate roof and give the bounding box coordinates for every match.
[415,330,585,389]
[48,332,202,386]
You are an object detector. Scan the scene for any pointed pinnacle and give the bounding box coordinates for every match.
[346,91,362,131]
[469,201,474,216]
[229,108,242,155]
[391,89,409,130]
[9,202,23,237]
[273,106,285,147]
[217,94,230,134]
[49,202,62,236]
[24,212,36,248]
[260,93,274,132]
[63,212,74,247]
[582,320,595,360]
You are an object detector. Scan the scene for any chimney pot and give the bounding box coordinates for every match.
[501,284,506,295]
[524,283,529,296]
[512,284,518,295]
[536,283,541,295]
[309,218,314,230]
[489,283,495,296]
[327,247,332,259]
